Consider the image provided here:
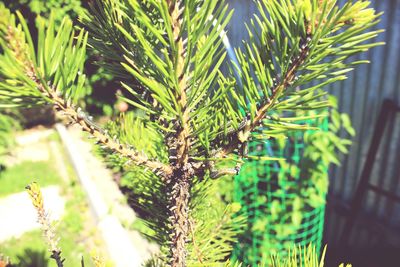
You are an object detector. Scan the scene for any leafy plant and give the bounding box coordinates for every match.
[270,245,351,267]
[300,96,355,208]
[4,0,85,24]
[266,97,355,216]
[0,0,382,266]
[233,96,355,264]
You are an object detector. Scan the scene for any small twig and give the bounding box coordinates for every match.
[210,167,240,179]
[51,251,65,267]
[26,182,64,267]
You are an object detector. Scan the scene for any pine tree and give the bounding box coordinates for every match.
[0,1,382,266]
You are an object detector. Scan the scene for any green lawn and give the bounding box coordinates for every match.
[0,160,61,197]
[0,134,101,267]
[1,181,94,267]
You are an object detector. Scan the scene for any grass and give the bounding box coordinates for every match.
[0,230,51,266]
[1,179,94,267]
[0,161,61,197]
[0,131,103,267]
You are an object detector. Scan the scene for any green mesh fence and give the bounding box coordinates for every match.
[233,119,328,265]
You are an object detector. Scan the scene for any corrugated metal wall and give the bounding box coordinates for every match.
[225,0,400,247]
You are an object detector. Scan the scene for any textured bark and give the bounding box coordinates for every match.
[168,170,191,267]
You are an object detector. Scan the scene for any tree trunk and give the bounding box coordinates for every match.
[168,171,191,267]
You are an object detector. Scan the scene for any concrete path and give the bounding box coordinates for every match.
[0,186,65,242]
[56,124,157,267]
[2,128,54,167]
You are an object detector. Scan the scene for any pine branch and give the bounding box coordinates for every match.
[166,0,191,166]
[165,1,192,265]
[206,0,382,167]
[216,33,312,159]
[188,219,204,264]
[187,190,246,266]
[33,75,172,176]
[1,13,173,177]
[47,82,173,177]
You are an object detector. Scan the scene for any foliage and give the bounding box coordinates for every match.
[0,112,20,165]
[104,112,246,265]
[0,0,382,266]
[2,0,120,116]
[270,245,351,267]
[0,160,61,197]
[266,97,355,215]
[0,4,88,108]
[229,245,352,267]
[299,96,355,207]
[0,0,90,107]
[270,245,326,267]
[3,0,85,24]
[232,96,355,264]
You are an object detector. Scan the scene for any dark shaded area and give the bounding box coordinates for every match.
[326,247,400,267]
[7,249,49,267]
[325,99,400,266]
[18,106,56,128]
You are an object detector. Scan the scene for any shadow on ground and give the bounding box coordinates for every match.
[8,249,49,267]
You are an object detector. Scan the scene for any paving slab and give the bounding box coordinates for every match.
[0,186,65,242]
[15,128,54,146]
[56,124,157,267]
[3,128,54,167]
